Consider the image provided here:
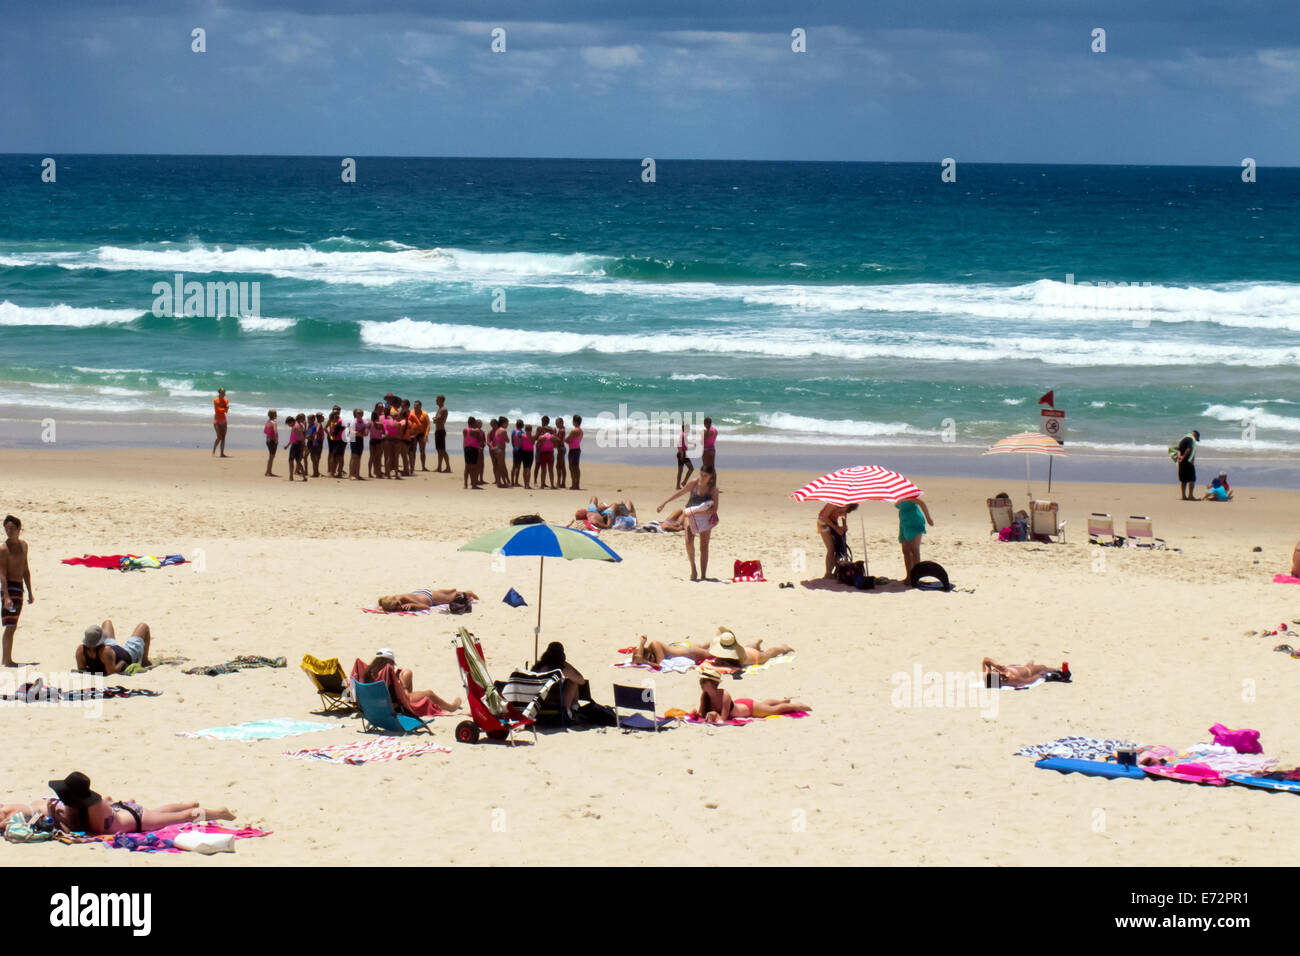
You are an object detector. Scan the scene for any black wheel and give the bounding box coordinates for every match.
[455,720,480,744]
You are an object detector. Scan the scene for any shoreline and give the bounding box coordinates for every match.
[3,414,1298,490]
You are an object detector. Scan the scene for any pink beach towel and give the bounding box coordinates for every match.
[1144,763,1228,786]
[1273,574,1300,584]
[683,711,810,727]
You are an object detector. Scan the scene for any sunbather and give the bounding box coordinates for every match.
[708,627,793,668]
[692,663,810,722]
[981,657,1069,688]
[377,588,479,612]
[568,497,613,529]
[361,649,461,712]
[76,621,151,674]
[1,772,236,835]
[631,634,713,666]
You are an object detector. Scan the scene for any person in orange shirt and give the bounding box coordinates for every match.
[413,400,432,472]
[212,388,229,457]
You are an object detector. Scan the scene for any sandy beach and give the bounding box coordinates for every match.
[1,446,1297,866]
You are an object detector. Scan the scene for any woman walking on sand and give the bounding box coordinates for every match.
[896,494,934,581]
[658,464,719,581]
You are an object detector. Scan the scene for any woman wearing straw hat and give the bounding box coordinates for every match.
[693,663,811,723]
[709,627,793,669]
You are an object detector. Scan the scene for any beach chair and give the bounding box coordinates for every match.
[987,497,1014,536]
[300,654,353,714]
[1124,516,1167,550]
[452,627,558,745]
[613,683,662,732]
[500,668,571,728]
[1087,513,1121,548]
[352,679,435,735]
[1029,501,1066,543]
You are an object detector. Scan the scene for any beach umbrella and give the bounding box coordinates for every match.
[458,524,621,661]
[984,432,1066,498]
[789,465,923,573]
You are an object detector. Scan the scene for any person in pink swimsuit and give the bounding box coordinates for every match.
[701,417,717,469]
[263,410,278,477]
[518,425,535,490]
[536,422,556,489]
[676,422,694,489]
[383,408,404,479]
[463,418,483,489]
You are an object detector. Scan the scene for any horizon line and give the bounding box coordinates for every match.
[1,152,1295,170]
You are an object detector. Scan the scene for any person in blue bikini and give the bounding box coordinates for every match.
[896,495,935,582]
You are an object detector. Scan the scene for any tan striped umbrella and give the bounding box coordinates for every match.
[984,432,1066,497]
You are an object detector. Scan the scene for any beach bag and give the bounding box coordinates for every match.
[502,588,527,608]
[448,592,473,615]
[732,560,765,582]
[1167,445,1180,463]
[836,560,866,587]
[1009,519,1029,542]
[511,514,544,525]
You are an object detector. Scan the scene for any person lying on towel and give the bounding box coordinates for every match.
[981,657,1070,688]
[692,663,810,723]
[377,588,479,612]
[76,621,152,674]
[2,771,236,836]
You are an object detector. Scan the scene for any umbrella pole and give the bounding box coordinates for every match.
[860,511,868,577]
[1026,454,1032,501]
[535,557,544,663]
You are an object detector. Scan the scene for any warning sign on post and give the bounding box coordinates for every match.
[1041,408,1065,444]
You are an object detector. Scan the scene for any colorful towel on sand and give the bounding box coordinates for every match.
[180,717,338,741]
[1015,736,1136,760]
[62,554,188,571]
[91,822,271,853]
[182,655,286,676]
[1273,574,1300,585]
[682,711,809,727]
[0,683,161,702]
[282,736,452,765]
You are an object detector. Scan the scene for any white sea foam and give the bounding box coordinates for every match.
[1202,404,1300,433]
[357,318,1300,367]
[0,301,142,327]
[237,315,296,332]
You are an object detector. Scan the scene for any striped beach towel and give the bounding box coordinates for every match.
[282,736,451,765]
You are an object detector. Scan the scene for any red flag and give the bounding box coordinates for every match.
[1037,390,1055,408]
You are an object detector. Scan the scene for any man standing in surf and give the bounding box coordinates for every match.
[1,515,34,667]
[433,395,450,473]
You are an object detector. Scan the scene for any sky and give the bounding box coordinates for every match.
[2,0,1298,164]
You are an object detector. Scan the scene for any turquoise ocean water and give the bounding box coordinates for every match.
[1,155,1298,457]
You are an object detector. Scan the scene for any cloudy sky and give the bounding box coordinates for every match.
[3,0,1298,163]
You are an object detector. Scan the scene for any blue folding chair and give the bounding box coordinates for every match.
[352,679,434,735]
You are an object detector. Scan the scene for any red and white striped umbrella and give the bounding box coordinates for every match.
[789,465,922,506]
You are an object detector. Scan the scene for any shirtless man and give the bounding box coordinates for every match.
[433,395,450,473]
[1,515,33,667]
[376,588,480,612]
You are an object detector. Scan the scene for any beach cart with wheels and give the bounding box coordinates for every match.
[452,627,560,746]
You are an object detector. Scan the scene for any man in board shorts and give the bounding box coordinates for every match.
[1,515,33,667]
[433,395,450,473]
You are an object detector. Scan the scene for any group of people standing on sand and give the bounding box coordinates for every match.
[262,394,452,482]
[461,415,584,492]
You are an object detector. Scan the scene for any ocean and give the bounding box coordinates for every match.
[1,155,1298,458]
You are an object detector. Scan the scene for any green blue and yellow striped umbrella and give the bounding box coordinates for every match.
[459,524,622,659]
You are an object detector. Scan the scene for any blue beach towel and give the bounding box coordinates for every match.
[180,717,339,741]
